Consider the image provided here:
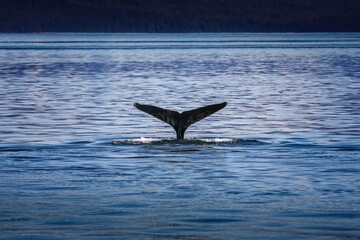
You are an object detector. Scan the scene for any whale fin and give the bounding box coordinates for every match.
[134,102,227,139]
[181,102,227,129]
[134,103,180,128]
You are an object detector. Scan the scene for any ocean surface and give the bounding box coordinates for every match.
[0,33,359,239]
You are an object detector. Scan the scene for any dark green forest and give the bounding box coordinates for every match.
[1,0,359,32]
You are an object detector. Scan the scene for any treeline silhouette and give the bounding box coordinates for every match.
[1,0,359,32]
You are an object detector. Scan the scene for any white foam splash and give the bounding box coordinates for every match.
[134,137,163,143]
[112,137,165,144]
[112,137,236,145]
[196,138,235,143]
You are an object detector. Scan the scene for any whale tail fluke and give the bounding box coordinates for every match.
[134,102,227,139]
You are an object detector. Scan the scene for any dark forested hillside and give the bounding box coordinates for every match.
[1,0,360,32]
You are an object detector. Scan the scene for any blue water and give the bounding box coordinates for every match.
[0,33,359,239]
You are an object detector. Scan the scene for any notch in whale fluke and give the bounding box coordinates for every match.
[134,102,227,140]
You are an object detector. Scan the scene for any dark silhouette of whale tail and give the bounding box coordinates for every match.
[134,102,227,140]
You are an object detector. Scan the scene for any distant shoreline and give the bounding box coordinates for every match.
[2,0,360,33]
[1,32,360,34]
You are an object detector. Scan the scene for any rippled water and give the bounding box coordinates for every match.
[1,33,359,239]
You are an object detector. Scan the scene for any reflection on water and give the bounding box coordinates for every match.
[0,33,359,239]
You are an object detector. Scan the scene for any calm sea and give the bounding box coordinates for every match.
[0,33,359,239]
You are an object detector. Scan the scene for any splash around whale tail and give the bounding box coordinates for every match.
[134,102,227,140]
